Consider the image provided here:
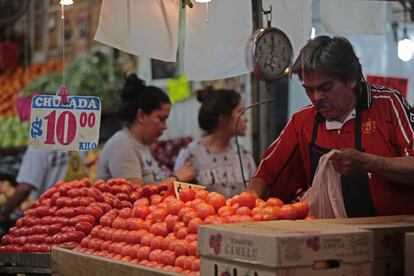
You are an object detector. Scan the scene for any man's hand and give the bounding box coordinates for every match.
[330,148,375,175]
[246,177,266,199]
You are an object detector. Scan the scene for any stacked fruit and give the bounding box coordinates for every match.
[73,189,311,275]
[0,61,62,117]
[0,178,153,253]
[0,116,30,147]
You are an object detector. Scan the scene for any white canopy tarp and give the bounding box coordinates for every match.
[95,0,391,81]
[94,0,179,62]
[320,0,388,35]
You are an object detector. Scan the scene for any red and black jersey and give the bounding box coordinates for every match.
[255,82,414,215]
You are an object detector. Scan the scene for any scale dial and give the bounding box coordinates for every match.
[247,27,293,81]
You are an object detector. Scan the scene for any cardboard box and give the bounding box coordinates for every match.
[51,247,181,276]
[373,257,404,276]
[198,220,373,272]
[201,255,372,276]
[316,216,414,258]
[406,232,414,276]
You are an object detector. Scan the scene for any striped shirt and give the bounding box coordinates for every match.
[255,82,414,215]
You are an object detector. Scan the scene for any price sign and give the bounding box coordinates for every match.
[173,181,206,198]
[30,95,101,151]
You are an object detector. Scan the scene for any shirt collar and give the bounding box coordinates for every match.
[325,108,356,130]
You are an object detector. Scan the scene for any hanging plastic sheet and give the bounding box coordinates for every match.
[94,0,179,62]
[263,0,313,60]
[183,0,252,80]
[320,0,388,34]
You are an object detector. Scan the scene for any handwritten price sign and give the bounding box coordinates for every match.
[30,95,101,151]
[173,181,206,198]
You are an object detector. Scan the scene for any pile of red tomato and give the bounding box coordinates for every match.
[0,178,167,253]
[73,189,312,275]
[0,177,312,275]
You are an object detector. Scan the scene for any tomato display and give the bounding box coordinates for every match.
[0,178,146,253]
[1,176,312,276]
[72,186,311,275]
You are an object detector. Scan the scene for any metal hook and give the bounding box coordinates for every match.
[260,0,272,15]
[260,0,272,27]
[181,0,193,9]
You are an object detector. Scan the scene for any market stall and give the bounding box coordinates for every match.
[1,0,414,276]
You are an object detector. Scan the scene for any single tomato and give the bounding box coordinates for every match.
[190,258,200,271]
[235,206,252,216]
[74,221,94,233]
[132,206,151,220]
[165,199,184,216]
[187,240,198,257]
[112,218,128,230]
[279,204,298,220]
[182,256,197,270]
[140,233,155,247]
[152,208,168,223]
[118,207,133,219]
[150,222,169,237]
[171,239,188,256]
[160,250,176,266]
[179,189,196,202]
[124,229,142,244]
[194,190,209,201]
[238,192,256,209]
[174,255,187,268]
[161,235,177,251]
[266,197,284,207]
[207,193,226,211]
[149,248,162,263]
[292,201,310,219]
[195,203,215,220]
[150,236,164,250]
[187,217,203,234]
[84,206,104,220]
[260,206,280,221]
[127,217,145,231]
[176,227,189,240]
[204,215,225,225]
[164,214,179,232]
[217,206,235,217]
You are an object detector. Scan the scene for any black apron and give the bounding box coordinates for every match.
[309,111,377,217]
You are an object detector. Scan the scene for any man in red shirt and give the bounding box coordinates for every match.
[247,36,414,216]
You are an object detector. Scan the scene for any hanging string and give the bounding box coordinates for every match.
[58,3,69,105]
[60,4,66,86]
[206,2,209,23]
[235,97,275,187]
[24,3,30,93]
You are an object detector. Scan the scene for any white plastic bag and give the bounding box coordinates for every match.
[301,149,348,219]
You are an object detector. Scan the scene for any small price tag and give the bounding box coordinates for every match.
[173,181,206,198]
[29,95,101,151]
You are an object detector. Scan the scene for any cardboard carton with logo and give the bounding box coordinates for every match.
[314,215,414,276]
[198,220,373,276]
[316,216,414,258]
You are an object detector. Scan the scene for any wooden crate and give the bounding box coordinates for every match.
[0,252,51,275]
[52,247,181,276]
